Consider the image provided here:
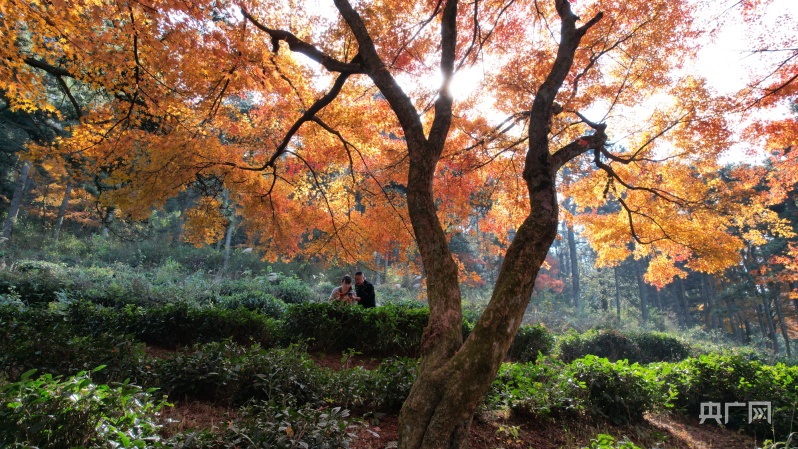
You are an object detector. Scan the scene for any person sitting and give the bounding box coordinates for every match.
[354,271,376,308]
[329,274,360,305]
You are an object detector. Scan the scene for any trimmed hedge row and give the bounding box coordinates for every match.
[558,329,690,364]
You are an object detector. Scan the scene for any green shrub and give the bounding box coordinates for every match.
[282,302,427,354]
[0,368,167,448]
[151,342,326,406]
[572,355,671,424]
[488,359,586,419]
[66,301,281,349]
[660,354,798,437]
[559,330,642,364]
[507,324,555,363]
[628,331,690,364]
[0,261,71,304]
[264,274,315,304]
[0,306,146,383]
[171,401,352,449]
[218,292,287,318]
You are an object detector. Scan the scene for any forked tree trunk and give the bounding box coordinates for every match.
[331,0,603,446]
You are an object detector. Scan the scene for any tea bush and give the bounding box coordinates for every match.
[217,292,287,318]
[559,330,643,363]
[0,305,146,383]
[282,302,428,355]
[169,401,353,449]
[660,354,798,437]
[559,329,690,365]
[628,331,691,364]
[488,359,586,419]
[65,301,282,349]
[263,273,315,304]
[571,355,671,424]
[507,324,555,363]
[0,368,167,448]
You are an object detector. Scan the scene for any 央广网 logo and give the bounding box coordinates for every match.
[699,401,771,425]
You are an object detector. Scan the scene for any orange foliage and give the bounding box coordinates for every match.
[1,0,794,288]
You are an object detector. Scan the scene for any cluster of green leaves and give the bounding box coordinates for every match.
[150,341,418,411]
[660,354,798,436]
[488,355,671,424]
[583,434,642,449]
[282,302,429,355]
[168,401,354,449]
[558,329,690,364]
[506,324,555,363]
[0,368,167,448]
[0,259,316,308]
[0,305,147,383]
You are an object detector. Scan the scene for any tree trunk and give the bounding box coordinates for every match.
[332,0,603,446]
[101,207,115,238]
[221,215,236,277]
[614,266,621,322]
[771,289,791,357]
[567,222,581,310]
[670,283,686,329]
[634,260,649,322]
[677,277,692,328]
[1,161,32,242]
[760,297,780,354]
[53,180,73,242]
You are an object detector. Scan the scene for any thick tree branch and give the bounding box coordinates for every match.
[428,0,459,151]
[55,76,83,118]
[333,0,426,147]
[241,8,365,74]
[523,0,602,183]
[226,70,354,171]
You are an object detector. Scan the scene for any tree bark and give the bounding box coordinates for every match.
[771,288,791,357]
[567,221,580,310]
[677,277,692,328]
[2,161,32,242]
[635,260,649,322]
[670,283,686,329]
[761,297,780,354]
[53,180,73,242]
[614,266,622,322]
[221,214,236,277]
[331,0,603,446]
[101,207,115,238]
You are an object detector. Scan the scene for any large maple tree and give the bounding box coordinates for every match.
[2,0,795,446]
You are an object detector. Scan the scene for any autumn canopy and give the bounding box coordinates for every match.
[1,0,796,446]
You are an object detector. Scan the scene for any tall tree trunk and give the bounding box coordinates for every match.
[670,284,686,329]
[220,215,236,278]
[701,275,712,331]
[101,207,115,238]
[771,289,791,357]
[53,180,73,242]
[567,222,580,310]
[761,297,780,354]
[635,260,649,322]
[614,265,621,322]
[677,277,692,328]
[2,161,32,242]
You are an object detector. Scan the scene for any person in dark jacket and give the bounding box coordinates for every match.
[354,271,376,308]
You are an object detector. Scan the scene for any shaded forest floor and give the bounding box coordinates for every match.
[155,349,766,449]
